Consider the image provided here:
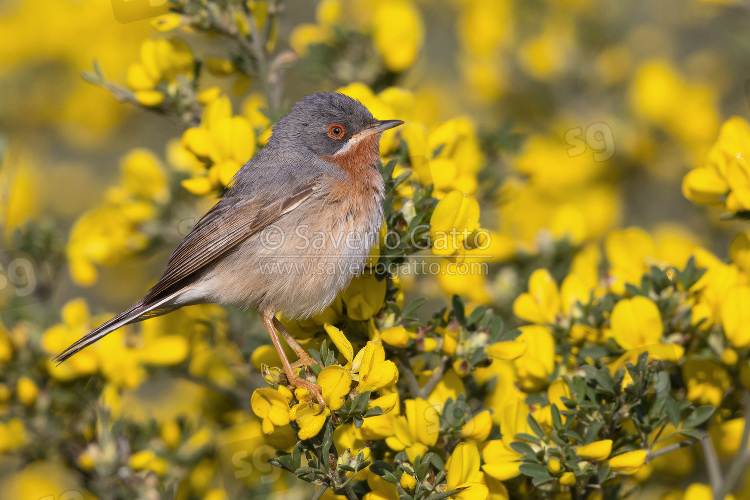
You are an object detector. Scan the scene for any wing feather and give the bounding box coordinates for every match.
[144,183,317,301]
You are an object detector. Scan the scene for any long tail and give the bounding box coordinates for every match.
[54,290,183,364]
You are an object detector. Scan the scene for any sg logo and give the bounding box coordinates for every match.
[111,0,170,23]
[564,122,616,162]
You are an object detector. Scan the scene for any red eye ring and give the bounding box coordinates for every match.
[327,123,345,139]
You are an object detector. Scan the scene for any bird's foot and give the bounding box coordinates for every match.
[286,371,326,414]
[290,353,318,369]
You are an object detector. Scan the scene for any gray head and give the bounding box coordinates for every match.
[269,92,403,158]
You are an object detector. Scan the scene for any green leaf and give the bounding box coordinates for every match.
[563,429,584,443]
[425,489,464,500]
[592,368,615,394]
[510,441,538,460]
[515,433,542,446]
[665,398,681,428]
[292,442,302,470]
[532,473,555,486]
[270,452,295,471]
[678,429,702,440]
[518,462,549,478]
[683,406,716,429]
[527,415,546,440]
[415,458,431,481]
[393,170,412,189]
[402,297,427,320]
[551,405,563,430]
[370,460,400,483]
[466,306,487,326]
[489,317,503,341]
[321,422,334,472]
[364,407,384,418]
[584,421,603,444]
[452,295,466,325]
[428,452,445,470]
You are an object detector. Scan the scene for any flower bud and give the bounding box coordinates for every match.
[576,440,612,461]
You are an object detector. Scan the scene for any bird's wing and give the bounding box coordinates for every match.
[144,181,319,301]
[54,181,318,364]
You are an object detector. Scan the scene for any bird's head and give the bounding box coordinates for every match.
[271,92,403,167]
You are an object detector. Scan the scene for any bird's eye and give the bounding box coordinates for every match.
[327,123,345,139]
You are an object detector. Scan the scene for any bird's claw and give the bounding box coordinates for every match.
[286,373,326,413]
[290,353,320,369]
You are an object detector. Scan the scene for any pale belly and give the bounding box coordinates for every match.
[183,195,383,319]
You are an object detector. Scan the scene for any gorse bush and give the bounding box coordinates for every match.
[2,1,750,499]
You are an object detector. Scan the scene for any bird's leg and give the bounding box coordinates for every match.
[261,310,325,408]
[272,317,319,369]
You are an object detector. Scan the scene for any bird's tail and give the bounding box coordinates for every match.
[54,290,182,364]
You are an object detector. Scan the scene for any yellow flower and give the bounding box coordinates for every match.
[290,402,331,440]
[547,457,561,475]
[607,450,647,474]
[161,420,181,449]
[430,190,481,256]
[130,449,168,475]
[181,96,256,192]
[481,439,521,481]
[324,323,355,366]
[385,398,439,461]
[512,325,555,392]
[318,365,352,411]
[380,326,409,348]
[371,0,423,72]
[513,268,561,323]
[721,285,750,348]
[481,399,529,480]
[364,472,399,500]
[126,38,195,91]
[0,418,26,453]
[251,387,293,434]
[684,483,734,500]
[682,358,731,407]
[0,324,12,363]
[445,442,489,500]
[534,378,573,431]
[367,393,399,414]
[460,410,493,441]
[134,90,164,107]
[289,24,331,57]
[709,418,749,457]
[425,368,465,409]
[0,151,39,238]
[16,376,38,406]
[400,472,417,490]
[631,60,718,147]
[560,471,576,486]
[605,228,657,294]
[352,341,398,393]
[682,165,729,206]
[486,340,527,362]
[341,273,386,321]
[576,440,613,461]
[610,296,663,351]
[121,148,169,203]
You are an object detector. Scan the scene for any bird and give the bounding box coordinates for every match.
[55,92,404,408]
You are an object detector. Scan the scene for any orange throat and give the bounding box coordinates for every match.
[323,133,381,181]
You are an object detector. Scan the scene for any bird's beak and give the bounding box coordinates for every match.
[356,119,405,138]
[334,120,404,157]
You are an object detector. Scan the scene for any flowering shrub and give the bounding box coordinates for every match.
[2,1,750,499]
